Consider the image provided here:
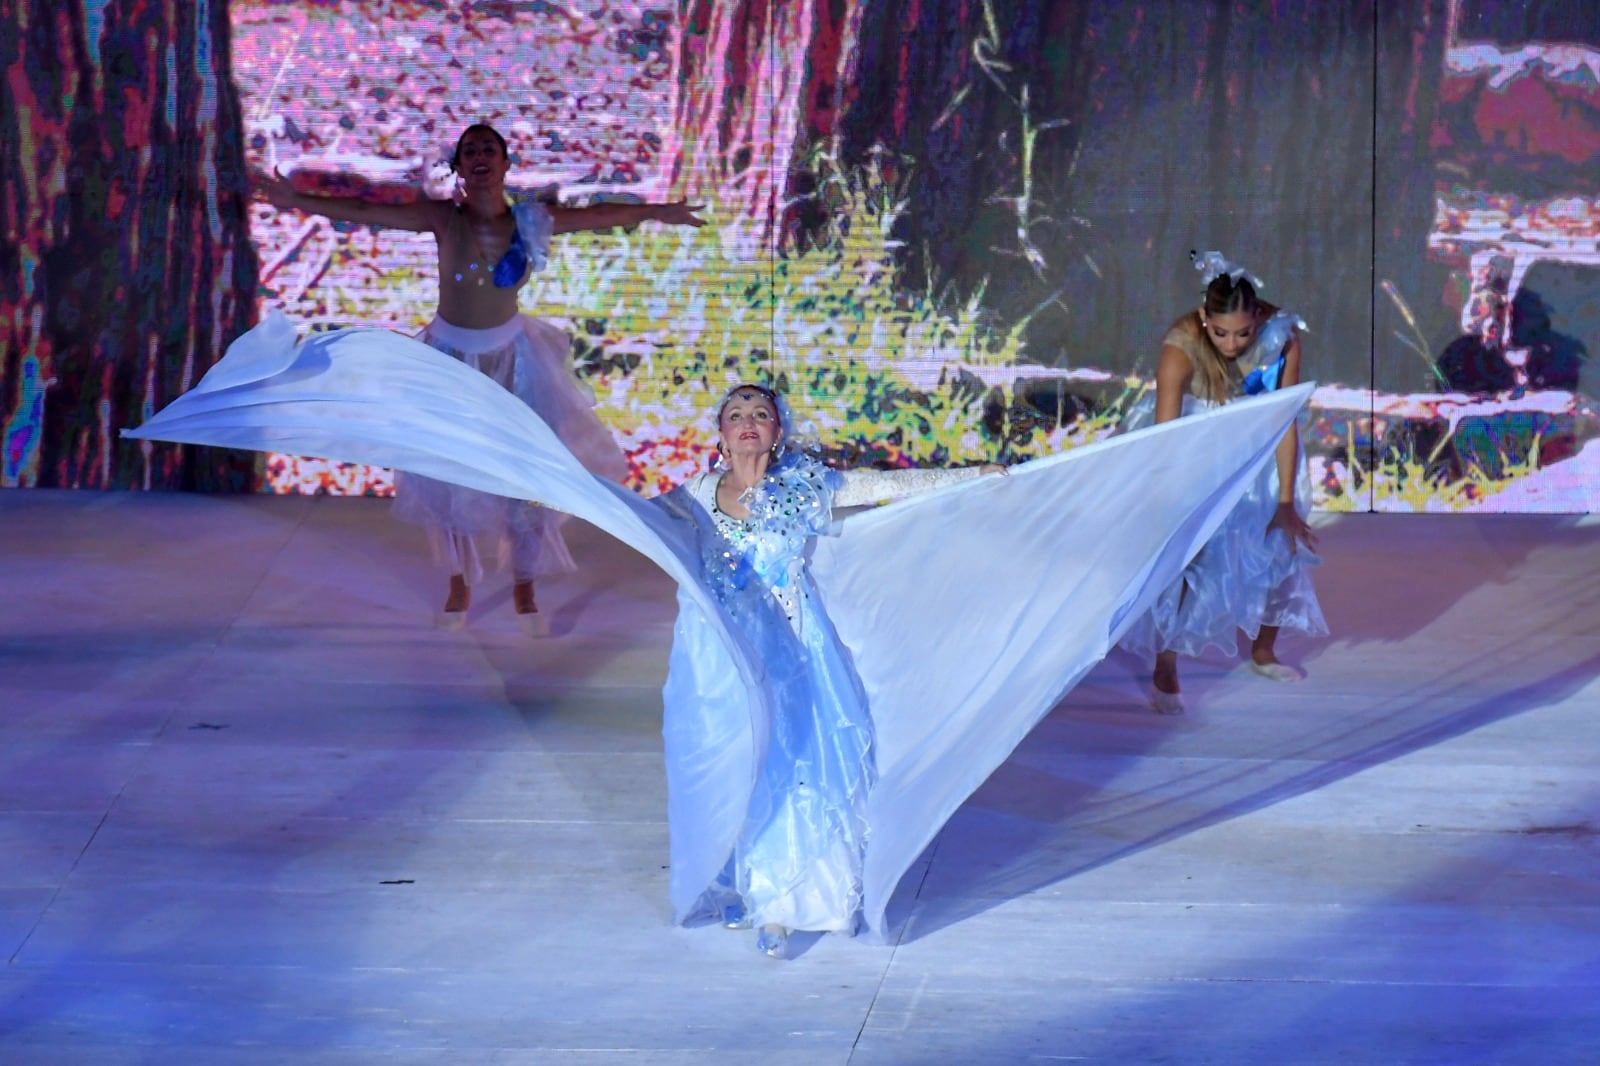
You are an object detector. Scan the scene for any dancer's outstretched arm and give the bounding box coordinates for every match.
[252,168,447,233]
[550,201,706,235]
[832,464,1006,508]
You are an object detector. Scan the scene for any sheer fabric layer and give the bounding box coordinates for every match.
[391,313,628,583]
[127,314,1314,941]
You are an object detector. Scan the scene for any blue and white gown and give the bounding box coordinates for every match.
[126,314,1313,940]
[664,461,981,932]
[1120,310,1329,660]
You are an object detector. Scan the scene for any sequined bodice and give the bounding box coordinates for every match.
[679,459,985,631]
[709,504,806,622]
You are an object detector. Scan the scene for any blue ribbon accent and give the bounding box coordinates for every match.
[1242,354,1285,395]
[491,224,529,288]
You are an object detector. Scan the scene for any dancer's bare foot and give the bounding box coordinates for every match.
[513,578,549,637]
[437,574,470,629]
[1149,652,1184,714]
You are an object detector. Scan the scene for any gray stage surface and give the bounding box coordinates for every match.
[2,491,1598,1064]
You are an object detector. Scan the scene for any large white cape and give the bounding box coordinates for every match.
[127,312,1313,939]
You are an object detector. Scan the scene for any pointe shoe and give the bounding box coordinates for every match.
[435,609,468,630]
[721,904,751,930]
[1249,660,1303,683]
[756,924,790,959]
[1148,683,1185,715]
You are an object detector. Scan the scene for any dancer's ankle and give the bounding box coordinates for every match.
[1152,653,1180,695]
[513,578,537,615]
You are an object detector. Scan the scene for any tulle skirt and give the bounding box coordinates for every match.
[1118,393,1328,659]
[391,313,628,584]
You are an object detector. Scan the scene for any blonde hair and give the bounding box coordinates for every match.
[1171,313,1235,403]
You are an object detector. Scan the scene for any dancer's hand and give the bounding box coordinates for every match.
[654,201,707,227]
[251,167,299,210]
[1267,501,1317,553]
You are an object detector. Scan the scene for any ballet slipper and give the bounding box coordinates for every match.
[756,924,790,958]
[1147,683,1185,715]
[1248,660,1303,683]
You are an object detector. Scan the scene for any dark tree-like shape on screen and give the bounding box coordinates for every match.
[828,1,1379,385]
[667,0,855,239]
[1,0,258,489]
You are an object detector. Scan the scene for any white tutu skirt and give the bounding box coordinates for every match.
[1118,394,1328,659]
[391,314,628,584]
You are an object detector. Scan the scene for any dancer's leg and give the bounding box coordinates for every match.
[1149,650,1184,714]
[432,532,478,629]
[510,553,549,636]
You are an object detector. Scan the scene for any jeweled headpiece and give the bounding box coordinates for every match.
[1190,249,1264,291]
[713,382,799,468]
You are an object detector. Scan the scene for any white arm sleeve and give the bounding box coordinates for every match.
[833,466,985,508]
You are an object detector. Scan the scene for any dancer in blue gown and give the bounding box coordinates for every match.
[126,311,1313,957]
[662,384,1002,954]
[1120,251,1329,714]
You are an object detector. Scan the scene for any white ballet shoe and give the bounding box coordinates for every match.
[1147,683,1184,715]
[756,924,790,959]
[1248,660,1303,683]
[435,609,467,630]
[721,904,751,930]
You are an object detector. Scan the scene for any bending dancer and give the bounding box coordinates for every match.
[1121,251,1328,714]
[255,123,703,632]
[128,316,1312,958]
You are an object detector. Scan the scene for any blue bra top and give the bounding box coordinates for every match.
[1238,310,1306,395]
[1242,354,1285,395]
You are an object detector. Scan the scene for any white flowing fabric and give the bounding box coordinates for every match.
[126,312,1313,940]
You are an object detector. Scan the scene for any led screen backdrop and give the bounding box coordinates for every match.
[4,0,1599,512]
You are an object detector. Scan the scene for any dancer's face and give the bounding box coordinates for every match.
[455,129,509,191]
[1201,309,1256,359]
[719,389,783,459]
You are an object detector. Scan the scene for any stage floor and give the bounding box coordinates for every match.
[2,491,1598,1064]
